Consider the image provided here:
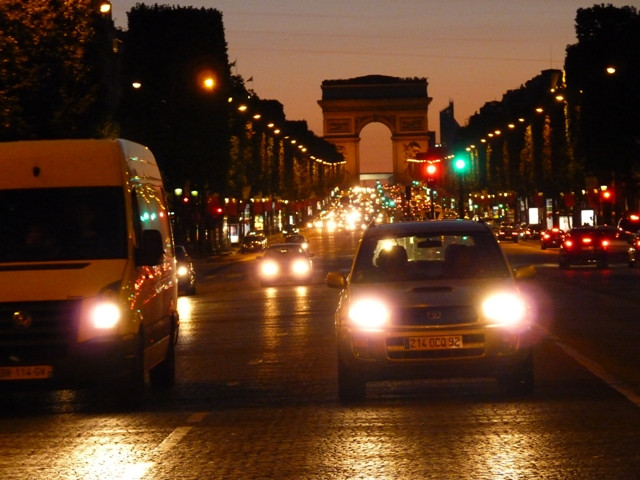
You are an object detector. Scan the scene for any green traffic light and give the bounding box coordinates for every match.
[454,157,467,172]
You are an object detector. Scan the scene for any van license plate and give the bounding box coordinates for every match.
[406,336,463,350]
[0,365,53,380]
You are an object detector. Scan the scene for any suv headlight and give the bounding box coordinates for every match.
[348,298,391,331]
[482,292,527,328]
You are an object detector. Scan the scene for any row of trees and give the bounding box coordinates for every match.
[454,4,640,226]
[0,1,343,250]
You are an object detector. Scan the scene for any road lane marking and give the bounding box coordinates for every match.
[555,340,640,408]
[154,426,193,453]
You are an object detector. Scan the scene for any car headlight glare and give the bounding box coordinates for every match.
[91,301,121,329]
[482,292,527,327]
[348,298,390,330]
[261,260,279,278]
[177,265,188,277]
[292,259,311,276]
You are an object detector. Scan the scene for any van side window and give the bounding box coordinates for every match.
[132,185,173,256]
[131,189,143,246]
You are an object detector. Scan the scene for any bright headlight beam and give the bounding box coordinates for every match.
[292,259,310,275]
[261,260,279,278]
[348,299,390,330]
[482,292,527,327]
[92,302,121,329]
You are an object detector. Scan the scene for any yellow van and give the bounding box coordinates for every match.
[0,139,179,393]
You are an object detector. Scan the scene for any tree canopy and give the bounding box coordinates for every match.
[0,0,115,140]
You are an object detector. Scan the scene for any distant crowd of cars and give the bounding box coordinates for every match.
[494,212,640,269]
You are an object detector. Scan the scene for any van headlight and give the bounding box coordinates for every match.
[348,298,391,331]
[482,292,527,328]
[91,301,121,329]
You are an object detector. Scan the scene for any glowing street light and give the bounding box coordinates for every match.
[202,76,216,91]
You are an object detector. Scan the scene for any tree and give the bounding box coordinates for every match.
[116,4,232,193]
[565,4,640,211]
[0,0,116,140]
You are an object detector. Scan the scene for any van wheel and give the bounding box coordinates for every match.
[337,355,366,403]
[149,322,177,388]
[119,333,145,400]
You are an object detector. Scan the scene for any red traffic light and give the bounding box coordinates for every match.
[419,161,440,181]
[601,189,613,201]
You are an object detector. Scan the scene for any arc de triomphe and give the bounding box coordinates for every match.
[318,75,432,185]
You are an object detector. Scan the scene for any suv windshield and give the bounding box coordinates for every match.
[351,231,510,283]
[0,187,127,262]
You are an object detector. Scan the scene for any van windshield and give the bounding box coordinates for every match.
[0,187,127,262]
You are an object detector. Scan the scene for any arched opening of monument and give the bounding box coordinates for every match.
[318,75,432,186]
[359,122,393,183]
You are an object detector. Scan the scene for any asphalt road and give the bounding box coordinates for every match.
[1,230,640,479]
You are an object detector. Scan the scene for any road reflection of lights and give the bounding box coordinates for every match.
[477,432,533,478]
[177,296,195,337]
[68,442,154,480]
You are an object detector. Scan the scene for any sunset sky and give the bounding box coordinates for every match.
[109,0,632,171]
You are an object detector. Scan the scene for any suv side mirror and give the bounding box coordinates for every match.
[136,229,164,266]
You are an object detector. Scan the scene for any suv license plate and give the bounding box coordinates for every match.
[0,365,53,381]
[406,336,463,350]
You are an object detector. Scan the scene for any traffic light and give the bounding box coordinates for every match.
[420,161,440,183]
[601,189,614,202]
[453,153,469,173]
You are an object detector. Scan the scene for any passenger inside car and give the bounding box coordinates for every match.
[375,245,408,278]
[444,243,477,278]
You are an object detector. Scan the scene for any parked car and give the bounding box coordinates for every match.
[175,245,196,295]
[629,232,640,268]
[258,243,313,286]
[540,227,564,249]
[241,232,267,253]
[326,220,535,402]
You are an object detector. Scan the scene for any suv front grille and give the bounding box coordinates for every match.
[394,305,477,326]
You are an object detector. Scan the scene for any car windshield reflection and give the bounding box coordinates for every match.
[351,232,510,283]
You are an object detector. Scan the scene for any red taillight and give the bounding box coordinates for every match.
[601,239,610,248]
[564,239,573,248]
[582,237,593,245]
